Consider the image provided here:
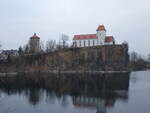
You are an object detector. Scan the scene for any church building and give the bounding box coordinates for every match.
[73,25,115,47]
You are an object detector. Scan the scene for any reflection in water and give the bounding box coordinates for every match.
[28,88,43,106]
[0,72,130,113]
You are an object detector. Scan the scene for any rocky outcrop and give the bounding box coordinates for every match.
[0,44,129,72]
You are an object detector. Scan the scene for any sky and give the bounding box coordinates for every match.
[0,0,150,55]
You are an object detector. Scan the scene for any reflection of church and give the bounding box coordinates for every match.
[72,90,128,113]
[71,73,130,113]
[73,96,107,113]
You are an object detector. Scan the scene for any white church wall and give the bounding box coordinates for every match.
[74,39,99,47]
[74,39,114,47]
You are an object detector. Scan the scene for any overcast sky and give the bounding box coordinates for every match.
[0,0,150,55]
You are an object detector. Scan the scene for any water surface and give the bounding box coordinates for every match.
[0,71,150,113]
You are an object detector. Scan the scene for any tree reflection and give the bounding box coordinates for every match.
[28,88,43,106]
[0,72,130,112]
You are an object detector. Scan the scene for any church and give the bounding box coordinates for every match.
[73,25,115,47]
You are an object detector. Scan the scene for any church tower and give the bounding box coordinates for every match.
[96,25,106,45]
[29,33,40,53]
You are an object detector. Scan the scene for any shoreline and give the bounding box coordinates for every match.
[0,70,130,76]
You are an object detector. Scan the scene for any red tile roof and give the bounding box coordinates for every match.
[96,25,106,31]
[105,36,114,42]
[73,34,97,40]
[30,33,40,39]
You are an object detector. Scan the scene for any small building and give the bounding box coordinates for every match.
[73,25,115,47]
[0,50,19,61]
[0,54,8,61]
[1,50,19,56]
[29,33,40,53]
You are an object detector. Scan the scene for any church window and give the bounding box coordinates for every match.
[84,40,86,47]
[88,40,90,46]
[74,41,77,47]
[93,40,95,46]
[79,41,81,47]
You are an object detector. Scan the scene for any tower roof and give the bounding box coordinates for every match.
[96,25,106,31]
[30,33,40,39]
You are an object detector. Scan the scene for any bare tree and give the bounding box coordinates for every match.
[148,54,150,61]
[55,39,63,51]
[130,51,138,62]
[0,41,2,50]
[23,44,30,54]
[46,40,56,52]
[39,40,45,53]
[60,34,69,48]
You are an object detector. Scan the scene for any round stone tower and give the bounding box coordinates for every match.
[29,33,40,53]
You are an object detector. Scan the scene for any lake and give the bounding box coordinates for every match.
[0,71,150,113]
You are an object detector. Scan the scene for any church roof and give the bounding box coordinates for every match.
[30,33,40,39]
[96,25,106,31]
[105,36,114,42]
[73,34,97,40]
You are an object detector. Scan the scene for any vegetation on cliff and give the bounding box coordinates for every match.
[0,44,129,72]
